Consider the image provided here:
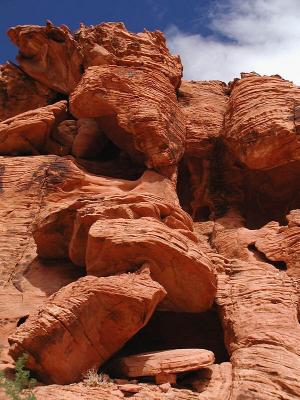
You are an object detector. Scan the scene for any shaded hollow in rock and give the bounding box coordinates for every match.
[178,139,300,229]
[241,161,300,228]
[74,138,146,181]
[106,307,229,378]
[247,244,287,271]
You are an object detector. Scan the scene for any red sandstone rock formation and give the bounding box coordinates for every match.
[224,72,300,170]
[70,65,185,173]
[30,161,216,313]
[179,80,227,157]
[0,101,68,155]
[7,22,83,94]
[1,19,300,400]
[112,348,215,384]
[75,22,182,89]
[0,62,57,122]
[9,272,166,384]
[177,80,228,220]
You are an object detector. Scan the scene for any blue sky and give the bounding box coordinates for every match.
[1,0,300,84]
[0,0,215,63]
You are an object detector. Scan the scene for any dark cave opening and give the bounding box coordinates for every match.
[242,161,300,229]
[105,307,229,380]
[48,91,69,104]
[176,158,194,216]
[247,244,287,270]
[75,137,146,181]
[177,142,300,230]
[99,139,121,161]
[16,315,29,327]
[194,205,211,222]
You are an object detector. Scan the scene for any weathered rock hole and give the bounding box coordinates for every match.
[247,244,287,270]
[239,161,300,229]
[194,206,211,222]
[75,138,146,180]
[177,158,194,216]
[178,141,300,229]
[178,367,212,391]
[48,92,68,104]
[106,307,229,380]
[16,315,29,327]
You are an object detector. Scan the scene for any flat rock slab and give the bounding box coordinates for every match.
[112,349,215,381]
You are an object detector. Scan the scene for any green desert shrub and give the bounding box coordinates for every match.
[0,354,36,400]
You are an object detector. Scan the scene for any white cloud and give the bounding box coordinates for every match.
[165,0,300,84]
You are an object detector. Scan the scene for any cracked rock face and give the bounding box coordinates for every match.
[1,19,300,400]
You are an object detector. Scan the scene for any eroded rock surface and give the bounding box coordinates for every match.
[2,18,300,400]
[194,214,300,400]
[0,62,57,122]
[8,22,83,94]
[9,272,166,384]
[70,65,185,172]
[218,258,300,400]
[224,72,300,170]
[31,160,216,313]
[177,80,228,221]
[112,348,215,382]
[87,218,215,312]
[179,80,227,157]
[0,156,84,372]
[0,101,67,155]
[75,22,182,88]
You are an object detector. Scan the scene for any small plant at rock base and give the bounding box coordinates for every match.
[0,354,36,400]
[83,368,113,387]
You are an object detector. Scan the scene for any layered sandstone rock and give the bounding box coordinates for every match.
[179,80,227,157]
[177,80,228,221]
[254,215,300,278]
[87,218,215,312]
[75,22,182,88]
[2,18,300,400]
[217,258,300,400]
[9,272,166,384]
[7,21,182,96]
[112,348,215,384]
[31,375,231,400]
[31,161,216,312]
[8,22,83,94]
[224,72,300,170]
[70,65,186,172]
[0,101,67,155]
[0,62,56,122]
[193,214,300,400]
[0,156,84,372]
